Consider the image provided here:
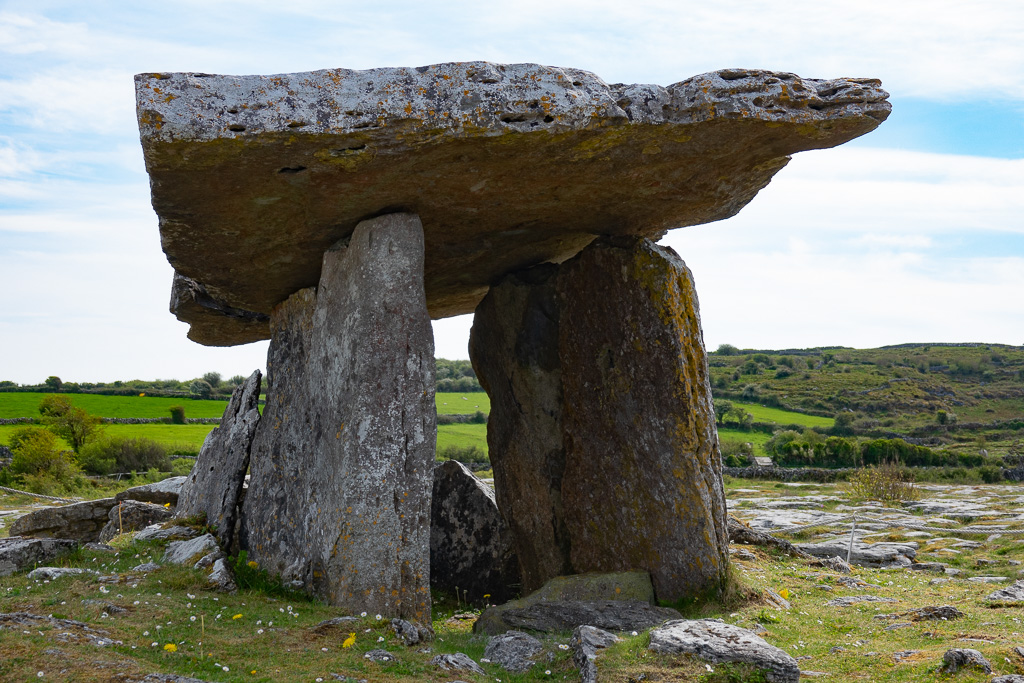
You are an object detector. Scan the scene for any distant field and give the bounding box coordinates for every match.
[436,423,488,454]
[435,392,489,415]
[717,427,771,456]
[0,392,230,419]
[733,402,834,428]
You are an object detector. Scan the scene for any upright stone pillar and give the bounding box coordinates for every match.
[470,264,573,593]
[242,213,436,622]
[558,236,728,602]
[470,236,728,603]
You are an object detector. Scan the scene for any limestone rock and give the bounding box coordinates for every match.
[728,516,811,559]
[9,498,117,543]
[164,533,220,567]
[570,625,621,683]
[27,567,98,581]
[941,648,991,674]
[176,370,261,549]
[134,525,198,542]
[985,579,1024,604]
[135,63,888,345]
[430,460,519,603]
[992,676,1024,683]
[208,557,237,593]
[825,596,899,607]
[115,476,187,506]
[0,537,78,576]
[796,540,917,568]
[242,213,435,621]
[478,599,681,635]
[648,619,800,683]
[430,653,485,675]
[473,571,658,634]
[469,263,572,592]
[363,649,396,663]
[557,237,729,602]
[484,631,544,673]
[99,500,174,542]
[390,618,432,646]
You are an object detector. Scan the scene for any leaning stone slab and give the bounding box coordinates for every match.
[0,537,78,576]
[176,370,261,550]
[115,476,187,506]
[985,579,1024,604]
[571,625,621,683]
[242,213,435,621]
[649,619,800,683]
[164,533,220,567]
[135,63,889,345]
[9,498,117,543]
[484,631,545,673]
[431,460,519,603]
[99,500,174,543]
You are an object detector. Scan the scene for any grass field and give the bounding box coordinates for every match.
[435,391,489,414]
[436,422,488,454]
[0,392,230,419]
[717,427,772,456]
[733,401,835,428]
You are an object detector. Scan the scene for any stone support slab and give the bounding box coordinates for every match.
[241,212,435,622]
[470,236,728,602]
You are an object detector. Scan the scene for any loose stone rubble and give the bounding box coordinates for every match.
[99,500,173,543]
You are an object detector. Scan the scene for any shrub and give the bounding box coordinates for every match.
[7,426,82,493]
[169,405,186,424]
[77,435,170,475]
[38,395,101,452]
[189,379,213,399]
[848,463,919,503]
[202,372,222,388]
[438,445,488,464]
[470,410,488,424]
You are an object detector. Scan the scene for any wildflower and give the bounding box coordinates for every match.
[360,611,367,617]
[778,589,790,600]
[321,647,329,652]
[377,636,384,642]
[705,664,714,672]
[248,561,258,568]
[558,644,569,650]
[342,633,356,648]
[257,629,264,634]
[143,631,149,636]
[545,670,551,675]
[375,614,382,620]
[164,503,171,508]
[251,671,257,675]
[37,673,43,678]
[151,642,158,647]
[190,616,196,622]
[222,667,229,672]
[164,643,177,652]
[233,614,242,620]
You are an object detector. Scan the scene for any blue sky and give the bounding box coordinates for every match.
[1,0,1022,384]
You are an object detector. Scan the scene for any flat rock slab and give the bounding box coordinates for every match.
[985,580,1024,604]
[26,567,98,581]
[796,540,917,568]
[99,500,174,543]
[478,599,682,635]
[430,652,485,675]
[136,62,888,345]
[9,498,117,543]
[164,533,220,567]
[649,619,800,683]
[115,476,187,506]
[484,631,544,673]
[0,537,78,576]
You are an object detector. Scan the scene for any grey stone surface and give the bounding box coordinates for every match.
[875,606,963,621]
[557,237,728,602]
[729,516,811,559]
[9,498,117,543]
[941,648,991,674]
[649,619,800,683]
[133,562,161,572]
[469,263,572,592]
[985,579,1024,603]
[825,596,899,607]
[484,630,544,673]
[479,599,681,635]
[176,370,261,550]
[242,213,435,621]
[363,649,395,662]
[99,500,174,542]
[135,63,888,345]
[208,557,237,592]
[115,476,187,506]
[390,618,432,646]
[570,625,621,683]
[992,676,1024,683]
[164,533,220,567]
[27,567,97,581]
[430,653,484,675]
[134,525,198,541]
[796,539,917,568]
[430,459,519,603]
[0,537,78,576]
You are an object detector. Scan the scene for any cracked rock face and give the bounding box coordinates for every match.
[135,62,889,345]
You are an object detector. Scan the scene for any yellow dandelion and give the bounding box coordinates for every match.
[342,633,356,648]
[232,614,243,620]
[248,561,258,568]
[163,643,177,652]
[778,588,790,600]
[164,503,171,508]
[250,670,257,675]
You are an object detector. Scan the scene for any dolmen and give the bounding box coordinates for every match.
[135,61,889,620]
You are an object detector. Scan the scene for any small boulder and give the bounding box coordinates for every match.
[27,567,98,581]
[133,562,161,572]
[430,653,485,675]
[570,625,621,683]
[796,539,916,568]
[115,476,187,506]
[992,676,1024,683]
[430,460,519,603]
[390,618,432,646]
[985,580,1024,604]
[0,537,78,577]
[484,631,544,673]
[134,525,198,542]
[9,498,117,543]
[99,500,174,542]
[649,619,800,683]
[940,648,991,674]
[363,649,396,662]
[825,596,899,607]
[208,557,237,592]
[164,533,220,567]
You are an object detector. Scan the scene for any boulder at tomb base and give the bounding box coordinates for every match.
[135,63,889,345]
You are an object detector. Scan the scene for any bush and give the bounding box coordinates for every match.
[7,426,82,493]
[848,463,918,503]
[470,410,487,424]
[38,395,101,452]
[438,445,488,464]
[202,372,222,388]
[77,436,170,475]
[169,405,186,424]
[189,379,213,399]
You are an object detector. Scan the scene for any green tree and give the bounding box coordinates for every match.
[713,399,734,426]
[44,375,62,391]
[202,372,222,388]
[38,395,100,452]
[169,405,186,424]
[189,379,213,399]
[715,344,739,356]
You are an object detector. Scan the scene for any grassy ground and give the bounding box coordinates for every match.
[717,428,772,456]
[2,478,1023,681]
[732,402,834,428]
[435,392,489,415]
[436,423,488,454]
[0,393,231,419]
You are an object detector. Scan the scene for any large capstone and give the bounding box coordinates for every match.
[241,213,435,621]
[176,370,261,549]
[471,236,728,601]
[135,63,888,345]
